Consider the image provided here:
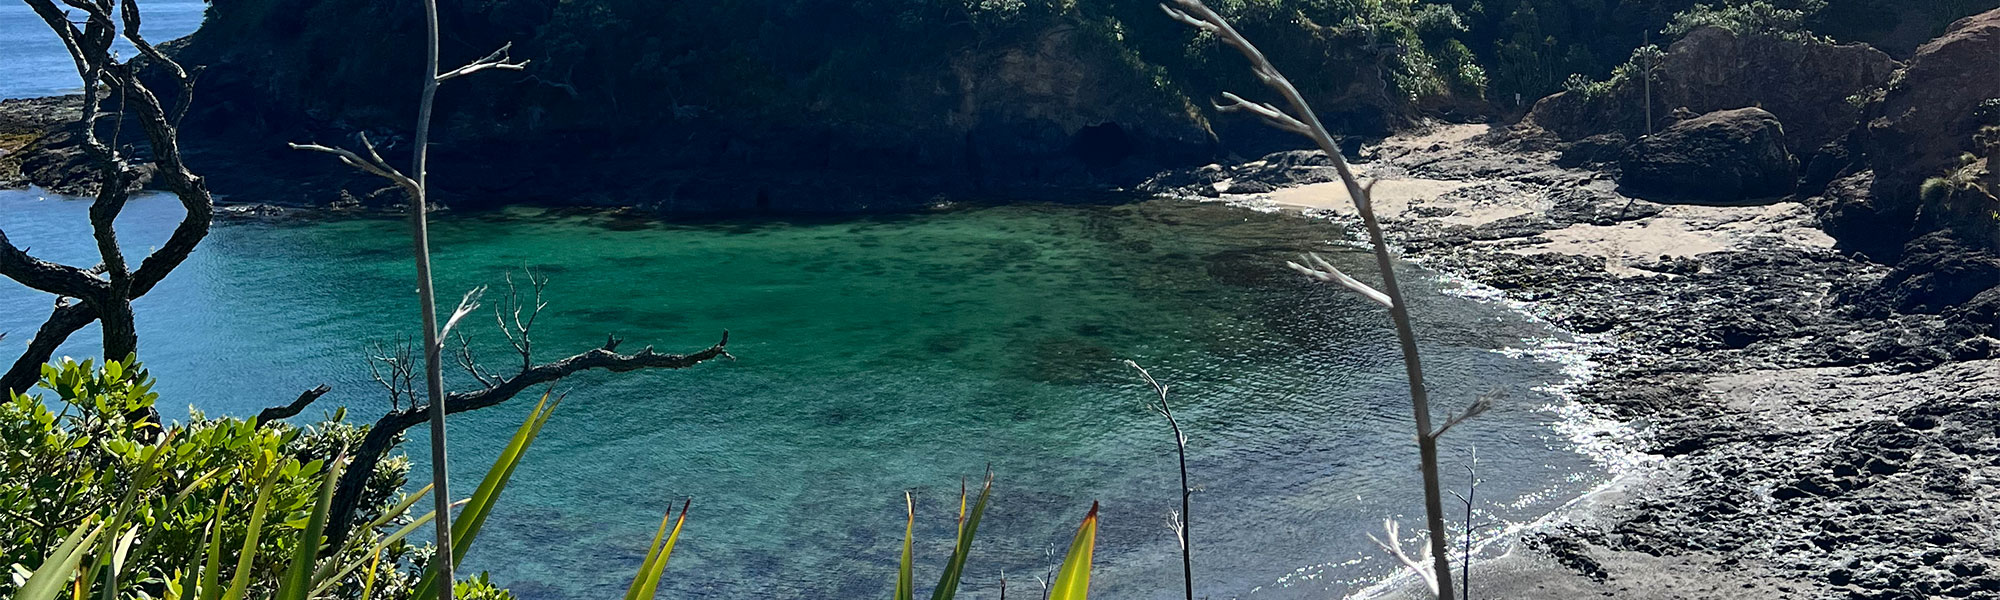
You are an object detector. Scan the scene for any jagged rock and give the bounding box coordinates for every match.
[1619,108,1796,203]
[1843,8,2000,256]
[1655,27,1900,153]
[1514,27,1898,155]
[1849,232,2000,315]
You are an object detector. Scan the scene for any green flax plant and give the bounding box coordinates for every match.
[890,475,1100,600]
[5,371,692,600]
[1159,1,1489,597]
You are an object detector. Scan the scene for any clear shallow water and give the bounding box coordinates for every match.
[1,188,1607,599]
[0,0,206,100]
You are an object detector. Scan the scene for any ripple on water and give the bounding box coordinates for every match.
[0,190,1616,600]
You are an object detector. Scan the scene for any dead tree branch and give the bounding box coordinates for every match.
[1161,1,1462,596]
[283,19,528,590]
[1126,360,1195,600]
[320,329,732,553]
[255,385,335,424]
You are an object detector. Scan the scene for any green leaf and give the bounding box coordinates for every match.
[928,474,992,600]
[223,465,282,600]
[277,451,345,600]
[1048,503,1099,600]
[412,392,562,600]
[893,493,914,600]
[628,499,688,600]
[195,489,230,600]
[10,515,104,600]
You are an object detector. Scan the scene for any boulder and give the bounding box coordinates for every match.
[1848,232,2000,315]
[1619,108,1797,203]
[1655,27,1900,153]
[1556,133,1628,168]
[1849,8,2000,256]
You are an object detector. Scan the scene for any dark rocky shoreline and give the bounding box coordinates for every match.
[1151,126,1997,600]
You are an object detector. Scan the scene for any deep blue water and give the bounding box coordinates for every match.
[1,0,205,100]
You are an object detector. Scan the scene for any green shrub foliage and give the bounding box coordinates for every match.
[0,357,418,599]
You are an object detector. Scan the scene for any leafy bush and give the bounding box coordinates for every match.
[0,357,420,600]
[1665,0,1831,43]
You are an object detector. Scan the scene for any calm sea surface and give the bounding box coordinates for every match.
[1,190,1610,599]
[1,0,205,100]
[1,3,1611,597]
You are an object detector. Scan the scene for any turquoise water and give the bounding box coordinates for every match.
[1,188,1604,599]
[1,0,207,100]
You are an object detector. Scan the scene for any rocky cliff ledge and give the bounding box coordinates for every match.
[125,0,1473,210]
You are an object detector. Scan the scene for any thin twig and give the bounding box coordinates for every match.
[1126,359,1195,600]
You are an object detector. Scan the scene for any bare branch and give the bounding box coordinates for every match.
[436,42,529,83]
[437,286,486,343]
[1286,253,1392,307]
[323,331,731,551]
[1216,91,1309,135]
[367,341,418,411]
[0,230,107,298]
[452,332,497,389]
[255,385,334,425]
[1431,394,1494,441]
[288,137,420,195]
[1125,359,1195,600]
[1368,518,1440,596]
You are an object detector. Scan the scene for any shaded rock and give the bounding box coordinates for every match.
[1513,27,1899,155]
[1555,133,1627,168]
[1849,232,2000,315]
[1619,108,1796,203]
[1655,27,1900,153]
[1844,8,2000,256]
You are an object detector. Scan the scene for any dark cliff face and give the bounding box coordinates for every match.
[1517,26,1900,156]
[162,0,1459,209]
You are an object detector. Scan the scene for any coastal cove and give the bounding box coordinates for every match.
[0,188,1614,599]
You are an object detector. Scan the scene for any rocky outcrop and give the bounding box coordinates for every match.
[1517,26,1898,157]
[1847,232,2000,315]
[1833,8,2000,257]
[0,95,80,187]
[1619,108,1796,203]
[139,0,1476,209]
[1654,27,1900,154]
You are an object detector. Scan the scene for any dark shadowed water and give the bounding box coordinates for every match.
[1,187,1612,599]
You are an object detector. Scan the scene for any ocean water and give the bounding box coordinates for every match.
[0,0,206,100]
[1,188,1610,599]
